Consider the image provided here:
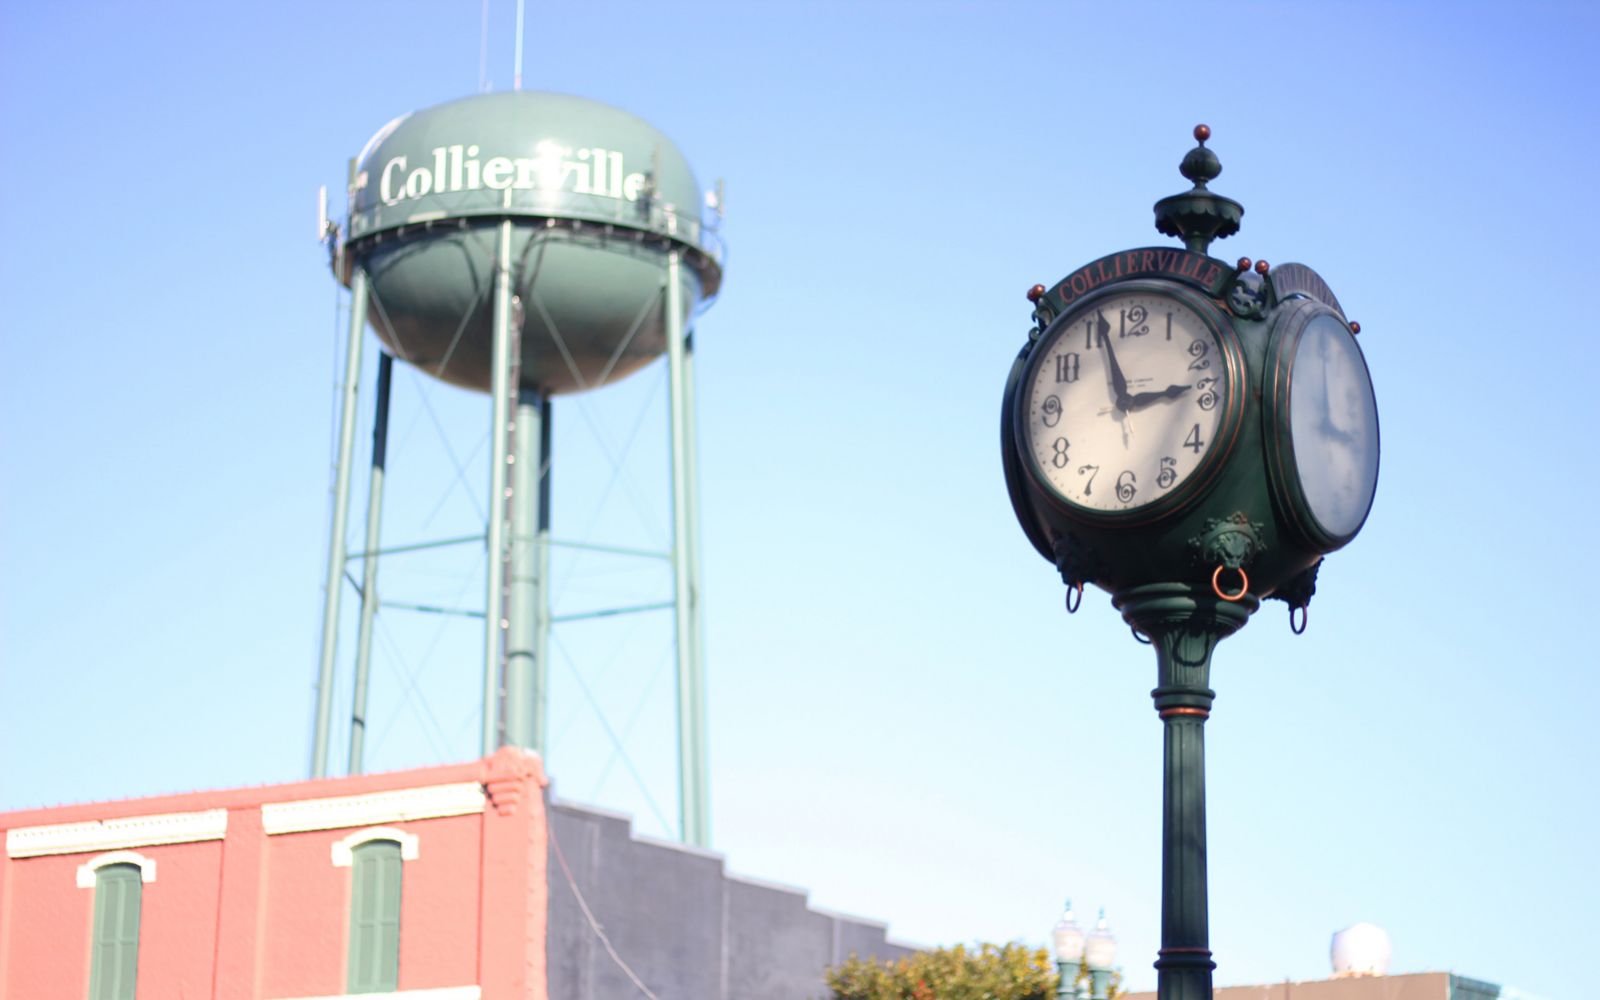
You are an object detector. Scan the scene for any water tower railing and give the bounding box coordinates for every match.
[347,186,724,267]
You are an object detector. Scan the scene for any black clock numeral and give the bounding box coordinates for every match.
[1187,340,1211,371]
[1119,305,1148,338]
[1054,353,1080,383]
[1184,423,1205,454]
[1077,464,1099,495]
[1084,312,1110,350]
[1195,376,1218,411]
[1116,470,1137,503]
[1165,312,1173,341]
[1041,395,1062,427]
[1157,457,1177,489]
[1051,437,1070,469]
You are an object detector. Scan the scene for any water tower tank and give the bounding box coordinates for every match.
[341,91,722,394]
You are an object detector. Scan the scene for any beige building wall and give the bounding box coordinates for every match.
[1123,971,1451,1000]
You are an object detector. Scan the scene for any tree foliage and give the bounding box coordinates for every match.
[826,942,1059,1000]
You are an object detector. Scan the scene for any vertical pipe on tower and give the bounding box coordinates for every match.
[534,396,553,756]
[311,266,369,779]
[483,220,516,757]
[505,388,544,750]
[665,251,709,847]
[348,351,393,774]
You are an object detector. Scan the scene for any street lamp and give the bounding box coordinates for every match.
[1053,901,1117,999]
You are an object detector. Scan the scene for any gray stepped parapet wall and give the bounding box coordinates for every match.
[547,796,914,1000]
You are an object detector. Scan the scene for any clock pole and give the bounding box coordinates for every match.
[1132,124,1256,1000]
[1116,583,1256,1000]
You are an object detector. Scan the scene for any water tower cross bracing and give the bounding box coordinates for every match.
[311,91,722,847]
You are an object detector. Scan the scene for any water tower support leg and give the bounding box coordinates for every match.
[505,387,546,751]
[683,330,708,834]
[665,252,710,847]
[483,220,516,757]
[311,267,369,779]
[349,351,394,774]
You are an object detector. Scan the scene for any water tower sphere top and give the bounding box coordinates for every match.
[340,92,722,395]
[348,91,718,269]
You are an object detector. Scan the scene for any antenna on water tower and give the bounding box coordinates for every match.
[512,0,526,91]
[310,91,723,848]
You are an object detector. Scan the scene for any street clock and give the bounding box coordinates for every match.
[999,126,1379,1000]
[1002,126,1378,622]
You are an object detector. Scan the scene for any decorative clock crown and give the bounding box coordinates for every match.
[1154,124,1244,256]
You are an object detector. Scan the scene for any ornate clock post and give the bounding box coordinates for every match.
[1002,127,1380,1000]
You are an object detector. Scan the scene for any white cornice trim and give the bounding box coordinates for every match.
[261,782,485,836]
[75,850,158,888]
[7,808,227,858]
[268,987,480,1000]
[268,985,476,992]
[330,826,420,867]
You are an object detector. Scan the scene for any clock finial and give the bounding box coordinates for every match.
[1154,124,1244,256]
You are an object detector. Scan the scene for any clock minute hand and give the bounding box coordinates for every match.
[1098,311,1131,409]
[1124,384,1192,411]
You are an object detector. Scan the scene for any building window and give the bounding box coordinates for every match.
[330,825,419,867]
[88,863,141,1000]
[75,850,157,889]
[347,839,402,993]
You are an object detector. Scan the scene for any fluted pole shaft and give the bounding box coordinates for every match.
[1155,690,1211,999]
[1115,583,1256,1000]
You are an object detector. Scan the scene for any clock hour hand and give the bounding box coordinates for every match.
[1098,311,1131,409]
[1124,384,1192,411]
[1319,415,1360,445]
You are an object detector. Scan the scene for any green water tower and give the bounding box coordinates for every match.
[314,91,722,847]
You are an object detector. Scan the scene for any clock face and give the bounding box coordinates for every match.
[1285,311,1379,542]
[1021,288,1235,516]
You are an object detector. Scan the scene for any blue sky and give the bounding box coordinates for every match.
[1,3,1595,997]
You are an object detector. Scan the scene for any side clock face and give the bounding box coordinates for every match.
[1020,286,1240,517]
[1267,306,1380,547]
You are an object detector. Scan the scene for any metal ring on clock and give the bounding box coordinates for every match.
[1064,582,1083,614]
[1211,565,1250,602]
[1289,605,1308,635]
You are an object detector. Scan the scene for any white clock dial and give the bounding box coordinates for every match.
[1287,313,1379,539]
[1024,292,1227,513]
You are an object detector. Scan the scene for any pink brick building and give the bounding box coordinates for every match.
[1,747,905,1000]
[1,748,549,1000]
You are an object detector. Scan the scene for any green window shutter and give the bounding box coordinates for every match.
[348,840,403,993]
[88,863,141,1000]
